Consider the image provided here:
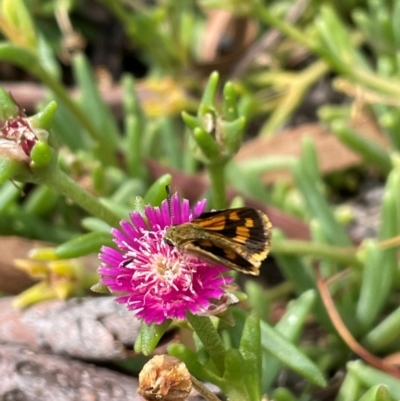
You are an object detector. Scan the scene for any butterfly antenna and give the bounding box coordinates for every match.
[165,185,173,225]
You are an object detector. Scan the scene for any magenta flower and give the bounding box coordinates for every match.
[98,193,233,324]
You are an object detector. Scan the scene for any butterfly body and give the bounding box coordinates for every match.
[164,207,272,275]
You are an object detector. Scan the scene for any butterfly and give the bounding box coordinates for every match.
[163,207,272,275]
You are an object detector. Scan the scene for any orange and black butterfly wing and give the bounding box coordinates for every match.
[182,239,261,275]
[190,208,272,274]
[193,208,272,252]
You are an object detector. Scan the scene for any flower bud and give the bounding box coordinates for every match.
[2,115,38,156]
[0,114,37,182]
[0,91,57,182]
[182,72,245,165]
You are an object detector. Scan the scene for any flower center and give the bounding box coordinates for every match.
[151,253,180,276]
[122,226,197,288]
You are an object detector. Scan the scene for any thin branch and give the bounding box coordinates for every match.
[315,265,400,378]
[191,376,223,401]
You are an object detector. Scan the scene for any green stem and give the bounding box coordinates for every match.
[240,156,296,176]
[255,5,400,98]
[98,0,173,70]
[332,122,392,174]
[262,60,330,136]
[36,167,120,228]
[35,67,118,166]
[254,5,313,49]
[352,69,400,97]
[186,312,226,375]
[208,162,227,209]
[272,239,360,267]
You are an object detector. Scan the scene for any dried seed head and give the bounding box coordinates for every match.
[138,355,192,401]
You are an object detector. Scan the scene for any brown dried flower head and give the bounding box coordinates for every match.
[138,355,192,401]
